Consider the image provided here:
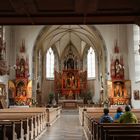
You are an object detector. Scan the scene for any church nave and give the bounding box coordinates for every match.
[40,109,86,140]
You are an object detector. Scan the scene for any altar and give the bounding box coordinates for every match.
[110,105,128,109]
[58,100,83,108]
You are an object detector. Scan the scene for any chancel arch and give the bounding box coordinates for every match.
[33,25,107,105]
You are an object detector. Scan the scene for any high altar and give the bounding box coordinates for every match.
[55,46,87,106]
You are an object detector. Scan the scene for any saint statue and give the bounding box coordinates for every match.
[115,59,122,78]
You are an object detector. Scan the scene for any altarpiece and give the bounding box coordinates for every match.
[8,41,32,106]
[55,46,87,100]
[109,43,131,105]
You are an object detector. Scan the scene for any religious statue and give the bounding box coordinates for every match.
[104,98,110,108]
[114,82,124,97]
[19,90,27,102]
[66,73,75,88]
[115,59,122,78]
[100,86,104,103]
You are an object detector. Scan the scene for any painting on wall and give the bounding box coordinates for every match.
[134,90,140,100]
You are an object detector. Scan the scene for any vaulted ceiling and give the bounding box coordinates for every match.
[36,25,105,59]
[1,0,140,25]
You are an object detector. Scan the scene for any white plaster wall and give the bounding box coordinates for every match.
[13,26,44,80]
[95,25,129,80]
[2,25,136,106]
[127,24,140,109]
[0,26,12,106]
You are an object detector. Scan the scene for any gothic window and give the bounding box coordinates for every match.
[46,48,54,79]
[87,47,95,79]
[133,25,140,82]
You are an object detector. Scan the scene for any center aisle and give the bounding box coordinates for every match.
[40,109,86,140]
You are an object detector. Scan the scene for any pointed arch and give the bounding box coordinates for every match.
[32,25,107,102]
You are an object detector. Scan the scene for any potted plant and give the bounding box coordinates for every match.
[48,92,55,105]
[84,91,92,104]
[87,92,92,104]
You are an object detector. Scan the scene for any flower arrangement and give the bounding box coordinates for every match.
[15,99,26,105]
[15,96,37,106]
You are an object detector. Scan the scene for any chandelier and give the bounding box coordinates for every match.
[0,26,7,75]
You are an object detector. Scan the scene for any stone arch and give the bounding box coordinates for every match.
[32,25,107,104]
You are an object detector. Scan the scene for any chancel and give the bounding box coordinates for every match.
[0,1,140,139]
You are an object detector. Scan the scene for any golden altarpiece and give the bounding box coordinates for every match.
[8,41,32,106]
[108,44,131,105]
[55,46,87,101]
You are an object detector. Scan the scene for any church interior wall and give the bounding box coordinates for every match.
[0,26,13,105]
[95,25,129,80]
[127,24,140,108]
[12,26,44,80]
[0,24,140,108]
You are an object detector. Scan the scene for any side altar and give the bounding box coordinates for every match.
[108,43,131,105]
[8,41,32,106]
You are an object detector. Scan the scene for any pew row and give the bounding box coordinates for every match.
[79,107,140,140]
[0,107,47,140]
[0,106,62,140]
[96,122,140,140]
[46,106,62,126]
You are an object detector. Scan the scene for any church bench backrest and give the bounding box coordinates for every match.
[0,108,48,140]
[105,129,140,140]
[46,107,62,126]
[0,113,39,140]
[0,120,23,140]
[83,111,140,140]
[0,107,46,113]
[98,123,140,140]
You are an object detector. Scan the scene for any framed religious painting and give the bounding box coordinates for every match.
[134,90,140,100]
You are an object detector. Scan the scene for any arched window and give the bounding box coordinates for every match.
[87,47,95,79]
[46,48,54,79]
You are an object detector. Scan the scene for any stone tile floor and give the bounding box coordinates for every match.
[40,109,86,140]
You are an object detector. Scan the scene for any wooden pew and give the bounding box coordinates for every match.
[81,107,140,140]
[0,107,47,140]
[0,120,23,140]
[46,106,62,126]
[98,123,140,140]
[0,114,34,140]
[0,106,62,139]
